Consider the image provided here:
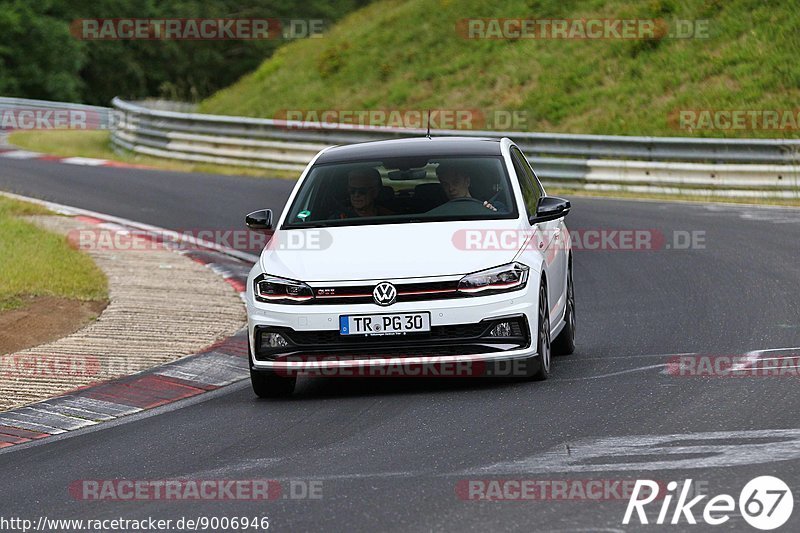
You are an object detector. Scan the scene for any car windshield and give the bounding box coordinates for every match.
[283,155,517,228]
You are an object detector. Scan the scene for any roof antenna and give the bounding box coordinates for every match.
[425,109,431,139]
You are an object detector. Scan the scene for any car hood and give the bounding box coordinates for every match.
[259,220,527,282]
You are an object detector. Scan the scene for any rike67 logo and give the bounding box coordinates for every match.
[623,476,794,530]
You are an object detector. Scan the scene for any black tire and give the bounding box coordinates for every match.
[552,264,576,356]
[527,281,551,381]
[250,368,296,398]
[248,338,296,398]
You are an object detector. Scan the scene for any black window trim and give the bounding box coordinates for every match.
[509,146,541,220]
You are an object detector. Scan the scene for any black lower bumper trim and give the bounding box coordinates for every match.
[253,315,530,362]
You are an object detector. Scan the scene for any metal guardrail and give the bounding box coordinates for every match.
[109,98,800,198]
[4,96,799,198]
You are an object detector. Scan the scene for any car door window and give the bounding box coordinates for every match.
[520,151,545,198]
[510,147,540,219]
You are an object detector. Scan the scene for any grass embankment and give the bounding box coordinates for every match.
[0,196,107,311]
[200,0,800,139]
[7,130,289,178]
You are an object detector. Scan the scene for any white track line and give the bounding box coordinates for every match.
[747,346,800,353]
[0,190,259,264]
[556,363,668,381]
[559,351,697,361]
[732,346,800,371]
[60,156,110,166]
[0,149,42,159]
[753,364,800,371]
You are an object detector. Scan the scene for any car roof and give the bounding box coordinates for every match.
[314,136,504,164]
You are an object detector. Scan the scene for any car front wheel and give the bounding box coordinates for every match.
[552,265,576,356]
[527,281,551,381]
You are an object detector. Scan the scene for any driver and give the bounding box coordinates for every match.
[437,163,498,211]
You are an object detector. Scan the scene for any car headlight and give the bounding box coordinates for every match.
[457,262,529,295]
[254,273,314,303]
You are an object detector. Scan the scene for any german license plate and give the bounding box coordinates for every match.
[339,312,431,336]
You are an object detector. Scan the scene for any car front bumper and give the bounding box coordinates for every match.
[246,282,541,375]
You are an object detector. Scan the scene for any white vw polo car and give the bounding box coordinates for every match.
[245,137,574,397]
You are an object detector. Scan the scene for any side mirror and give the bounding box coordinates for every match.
[245,209,273,230]
[529,196,570,224]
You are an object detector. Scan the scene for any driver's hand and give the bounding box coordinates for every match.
[483,201,498,211]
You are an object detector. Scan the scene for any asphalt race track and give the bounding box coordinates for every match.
[2,157,800,532]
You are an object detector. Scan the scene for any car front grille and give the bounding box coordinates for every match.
[309,280,460,305]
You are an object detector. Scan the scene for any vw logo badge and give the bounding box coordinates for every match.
[373,282,397,306]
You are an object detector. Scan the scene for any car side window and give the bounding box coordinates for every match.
[510,147,540,219]
[519,151,545,198]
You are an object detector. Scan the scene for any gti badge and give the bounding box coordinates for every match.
[372,282,397,306]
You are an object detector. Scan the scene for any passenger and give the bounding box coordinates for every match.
[336,168,393,218]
